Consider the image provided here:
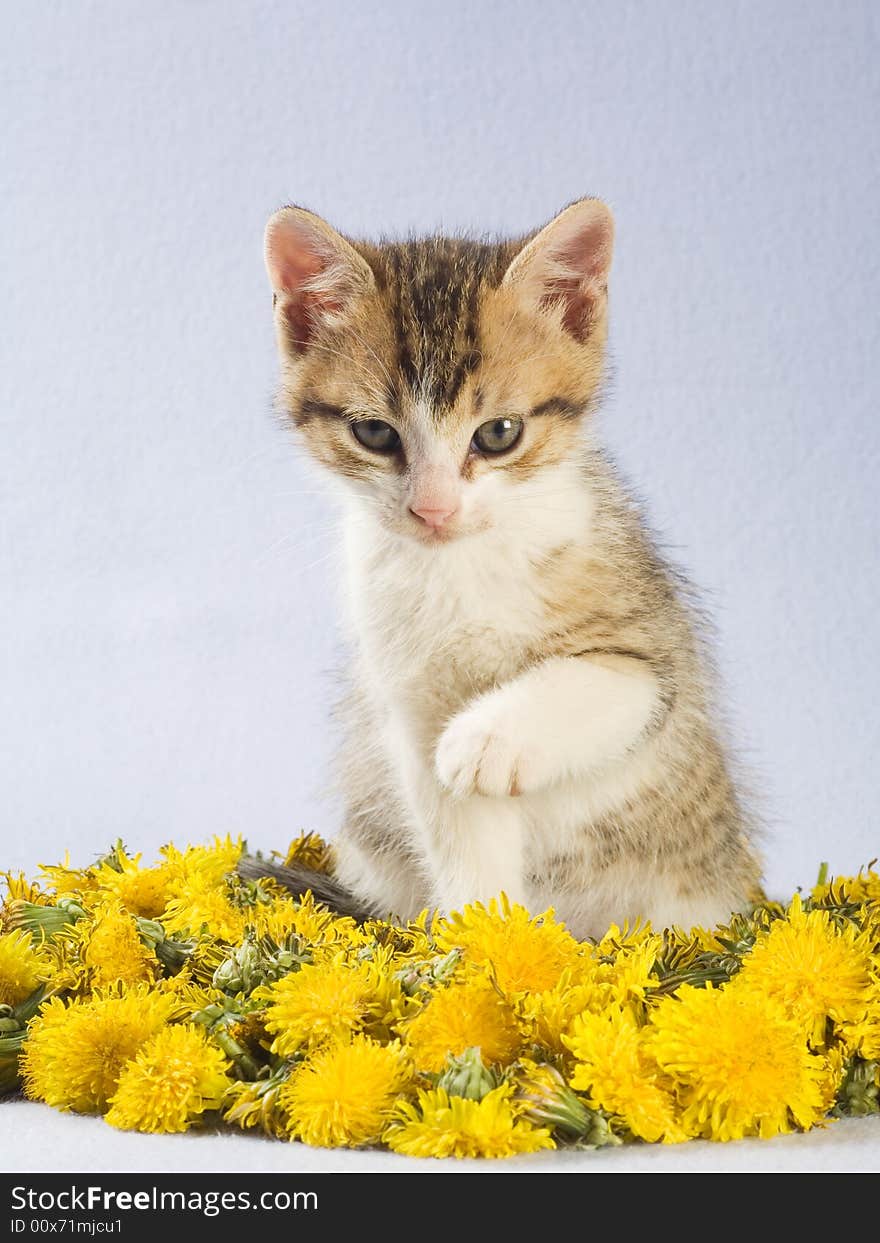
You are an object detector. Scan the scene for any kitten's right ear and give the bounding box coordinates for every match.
[502,198,614,343]
[264,207,375,353]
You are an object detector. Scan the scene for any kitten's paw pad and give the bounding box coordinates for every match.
[435,703,553,798]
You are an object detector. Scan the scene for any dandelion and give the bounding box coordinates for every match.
[436,1047,499,1101]
[284,832,335,874]
[0,930,51,1007]
[736,896,872,1047]
[838,975,880,1060]
[162,876,247,944]
[280,1036,411,1148]
[435,896,581,994]
[650,982,830,1141]
[160,970,224,1017]
[105,1024,232,1133]
[38,856,100,900]
[7,840,880,1158]
[595,936,663,1007]
[592,920,665,967]
[259,954,398,1057]
[834,1054,879,1117]
[2,873,44,907]
[402,975,522,1073]
[565,1005,685,1143]
[161,836,243,888]
[92,850,174,920]
[223,1067,292,1138]
[517,973,599,1055]
[21,987,175,1113]
[248,890,363,953]
[812,867,880,907]
[364,911,436,966]
[512,1058,616,1144]
[819,1044,849,1115]
[385,1085,553,1158]
[79,900,157,987]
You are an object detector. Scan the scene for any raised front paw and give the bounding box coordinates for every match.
[434,693,556,799]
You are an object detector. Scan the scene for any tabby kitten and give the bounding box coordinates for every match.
[243,198,762,938]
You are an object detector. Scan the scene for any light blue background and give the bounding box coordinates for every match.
[2,0,877,899]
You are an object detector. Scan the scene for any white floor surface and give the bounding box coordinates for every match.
[2,1098,877,1175]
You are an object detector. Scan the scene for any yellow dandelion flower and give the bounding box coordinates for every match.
[595,936,663,1007]
[839,975,880,1059]
[402,975,523,1073]
[284,832,335,874]
[160,836,243,888]
[280,1036,411,1148]
[362,910,436,965]
[38,856,100,900]
[818,1044,849,1115]
[517,971,599,1055]
[92,851,174,919]
[593,920,658,957]
[649,982,830,1141]
[0,930,52,1007]
[850,869,880,903]
[736,896,872,1046]
[223,1070,291,1138]
[2,872,44,906]
[162,876,247,943]
[565,1005,685,1143]
[259,954,399,1057]
[385,1085,553,1159]
[105,1023,232,1133]
[247,890,364,952]
[21,986,175,1113]
[434,896,581,995]
[159,969,224,1017]
[78,900,157,987]
[812,867,880,907]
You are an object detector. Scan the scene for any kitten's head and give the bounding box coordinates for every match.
[264,199,613,545]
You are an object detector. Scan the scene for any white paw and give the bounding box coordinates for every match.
[434,694,557,798]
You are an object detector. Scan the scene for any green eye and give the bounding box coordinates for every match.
[471,416,524,455]
[351,419,401,454]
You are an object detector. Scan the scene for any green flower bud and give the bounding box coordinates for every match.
[437,1048,499,1101]
[514,1061,620,1147]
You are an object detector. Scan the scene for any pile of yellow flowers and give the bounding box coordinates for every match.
[1,836,878,1158]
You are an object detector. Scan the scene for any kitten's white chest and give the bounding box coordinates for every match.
[342,517,543,706]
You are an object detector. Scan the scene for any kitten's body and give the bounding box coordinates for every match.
[246,202,762,938]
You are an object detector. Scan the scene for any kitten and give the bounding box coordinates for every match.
[241,198,763,938]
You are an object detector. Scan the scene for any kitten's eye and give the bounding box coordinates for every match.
[351,419,401,454]
[471,416,524,455]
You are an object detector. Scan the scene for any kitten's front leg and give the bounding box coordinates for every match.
[435,654,660,798]
[397,740,529,911]
[426,795,529,913]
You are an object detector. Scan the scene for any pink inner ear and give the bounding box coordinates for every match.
[544,273,594,340]
[560,213,613,285]
[269,242,325,296]
[541,212,613,342]
[281,288,341,352]
[266,221,343,352]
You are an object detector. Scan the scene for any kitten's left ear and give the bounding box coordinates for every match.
[502,198,614,342]
[264,206,376,353]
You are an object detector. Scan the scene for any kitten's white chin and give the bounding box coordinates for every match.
[403,518,489,545]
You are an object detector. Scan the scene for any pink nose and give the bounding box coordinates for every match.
[409,503,458,529]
